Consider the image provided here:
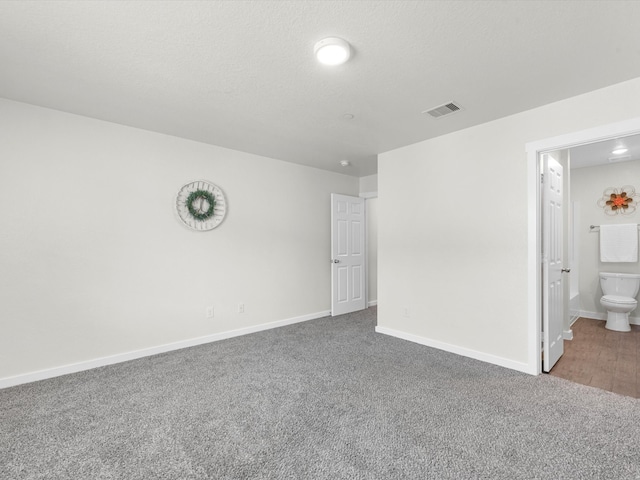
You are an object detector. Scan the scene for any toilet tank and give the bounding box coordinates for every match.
[599,272,640,298]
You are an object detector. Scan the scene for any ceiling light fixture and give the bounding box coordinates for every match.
[339,160,351,167]
[314,37,351,66]
[612,147,629,155]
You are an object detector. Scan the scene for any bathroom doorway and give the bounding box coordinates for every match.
[526,116,640,376]
[547,134,640,396]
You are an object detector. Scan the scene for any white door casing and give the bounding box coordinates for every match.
[331,194,366,316]
[542,154,564,372]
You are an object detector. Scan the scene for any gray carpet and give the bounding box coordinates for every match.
[1,307,639,479]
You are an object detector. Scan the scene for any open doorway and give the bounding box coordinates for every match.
[526,116,640,376]
[547,135,640,396]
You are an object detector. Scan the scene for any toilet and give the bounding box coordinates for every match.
[599,272,640,332]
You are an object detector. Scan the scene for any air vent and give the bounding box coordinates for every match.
[422,101,463,118]
[609,155,631,163]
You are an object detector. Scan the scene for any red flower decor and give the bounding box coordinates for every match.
[597,186,639,216]
[606,192,633,210]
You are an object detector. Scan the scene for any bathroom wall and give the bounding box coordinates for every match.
[571,158,640,321]
[569,201,581,324]
[0,98,359,385]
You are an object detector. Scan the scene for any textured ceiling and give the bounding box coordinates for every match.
[2,1,640,177]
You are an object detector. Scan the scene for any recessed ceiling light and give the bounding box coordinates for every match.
[339,160,351,167]
[314,37,351,66]
[342,113,354,120]
[612,147,628,155]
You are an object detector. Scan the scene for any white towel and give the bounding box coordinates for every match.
[600,224,638,262]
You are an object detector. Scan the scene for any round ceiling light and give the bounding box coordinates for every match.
[612,147,629,155]
[314,37,351,66]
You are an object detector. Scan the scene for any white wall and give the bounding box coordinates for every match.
[359,174,378,194]
[571,159,640,318]
[0,98,358,383]
[378,77,640,372]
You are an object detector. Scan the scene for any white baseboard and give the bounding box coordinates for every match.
[579,310,640,325]
[563,329,574,340]
[368,300,378,307]
[0,310,330,390]
[374,326,533,375]
[580,310,606,321]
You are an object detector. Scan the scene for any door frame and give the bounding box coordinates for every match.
[360,191,378,309]
[526,116,640,375]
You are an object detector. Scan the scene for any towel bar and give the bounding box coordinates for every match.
[590,224,640,230]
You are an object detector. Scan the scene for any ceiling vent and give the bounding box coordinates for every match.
[422,101,463,119]
[608,154,631,163]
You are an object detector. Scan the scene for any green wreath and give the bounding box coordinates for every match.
[186,190,216,221]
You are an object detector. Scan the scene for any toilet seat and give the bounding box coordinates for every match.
[601,295,637,305]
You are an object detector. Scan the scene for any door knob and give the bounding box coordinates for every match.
[561,268,571,273]
[332,259,340,263]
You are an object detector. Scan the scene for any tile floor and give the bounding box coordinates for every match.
[549,317,639,398]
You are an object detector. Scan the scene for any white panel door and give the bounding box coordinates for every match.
[331,194,366,316]
[542,154,564,372]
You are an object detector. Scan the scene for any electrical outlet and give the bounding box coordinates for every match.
[238,303,245,314]
[206,306,214,318]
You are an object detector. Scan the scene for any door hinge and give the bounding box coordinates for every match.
[540,173,544,183]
